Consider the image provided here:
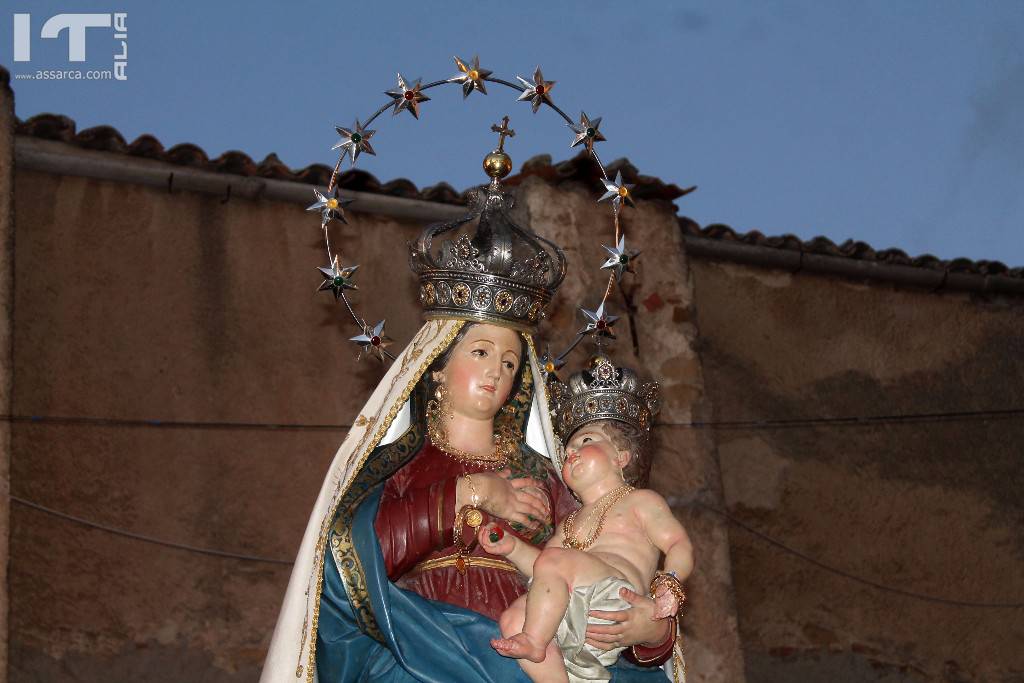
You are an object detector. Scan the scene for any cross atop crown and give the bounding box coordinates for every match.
[490,115,515,153]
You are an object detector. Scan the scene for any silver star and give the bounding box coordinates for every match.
[450,55,492,98]
[350,320,393,362]
[332,119,376,166]
[600,236,642,280]
[598,170,636,210]
[568,111,606,154]
[306,187,355,227]
[385,73,430,119]
[317,256,359,300]
[516,66,556,114]
[579,302,619,339]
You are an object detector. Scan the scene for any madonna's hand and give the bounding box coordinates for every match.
[475,470,550,530]
[584,587,672,651]
[517,484,553,530]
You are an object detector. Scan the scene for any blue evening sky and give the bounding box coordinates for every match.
[5,1,1023,265]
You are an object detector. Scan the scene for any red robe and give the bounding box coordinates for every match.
[374,440,674,665]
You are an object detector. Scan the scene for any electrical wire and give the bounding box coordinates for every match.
[10,494,1023,607]
[3,407,1022,433]
[698,503,1023,609]
[11,495,293,565]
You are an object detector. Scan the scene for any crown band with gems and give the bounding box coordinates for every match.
[549,355,660,442]
[410,189,566,333]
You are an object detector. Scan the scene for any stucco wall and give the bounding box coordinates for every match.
[0,71,14,683]
[8,154,744,680]
[689,258,1024,682]
[523,177,746,682]
[8,165,426,679]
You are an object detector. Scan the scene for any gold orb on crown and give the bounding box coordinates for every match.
[483,150,513,179]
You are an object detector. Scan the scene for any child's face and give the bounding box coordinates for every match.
[562,422,630,490]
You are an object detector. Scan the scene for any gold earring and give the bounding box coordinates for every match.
[427,381,452,447]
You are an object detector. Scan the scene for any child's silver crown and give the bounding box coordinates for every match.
[548,354,660,443]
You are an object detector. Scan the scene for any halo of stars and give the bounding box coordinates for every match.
[307,186,355,227]
[451,55,492,98]
[386,73,431,119]
[601,236,641,280]
[308,56,694,363]
[516,67,556,114]
[332,119,376,166]
[350,320,393,362]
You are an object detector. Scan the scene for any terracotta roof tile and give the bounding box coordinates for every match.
[679,218,1023,280]
[127,134,165,159]
[163,142,209,167]
[15,112,469,206]
[511,152,698,203]
[12,109,1021,278]
[76,125,128,152]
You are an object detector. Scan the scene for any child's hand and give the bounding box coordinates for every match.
[478,523,516,556]
[652,583,680,619]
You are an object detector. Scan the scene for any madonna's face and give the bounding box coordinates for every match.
[437,324,522,421]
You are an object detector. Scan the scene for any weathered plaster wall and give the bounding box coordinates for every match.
[524,177,746,682]
[689,258,1024,682]
[0,71,14,683]
[9,157,746,680]
[9,165,426,679]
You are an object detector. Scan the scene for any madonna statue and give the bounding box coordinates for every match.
[261,152,675,682]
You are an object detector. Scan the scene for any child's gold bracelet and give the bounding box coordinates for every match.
[650,571,687,616]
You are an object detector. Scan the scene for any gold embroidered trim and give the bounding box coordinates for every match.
[303,319,465,682]
[408,553,518,575]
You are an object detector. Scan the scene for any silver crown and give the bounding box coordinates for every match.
[409,188,567,332]
[548,355,660,442]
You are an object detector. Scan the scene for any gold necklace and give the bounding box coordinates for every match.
[427,411,517,470]
[425,383,518,470]
[562,484,634,551]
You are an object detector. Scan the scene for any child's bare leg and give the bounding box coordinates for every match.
[496,596,568,683]
[492,548,619,663]
[491,548,573,661]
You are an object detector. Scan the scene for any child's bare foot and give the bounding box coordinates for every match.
[490,632,547,662]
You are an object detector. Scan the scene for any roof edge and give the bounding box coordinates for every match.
[681,217,1024,292]
[13,112,692,207]
[13,111,1021,281]
[15,136,466,222]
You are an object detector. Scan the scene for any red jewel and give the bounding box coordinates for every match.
[455,556,467,574]
[596,320,607,329]
[536,85,545,95]
[404,91,415,100]
[370,335,381,346]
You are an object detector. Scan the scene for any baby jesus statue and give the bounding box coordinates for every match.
[479,418,693,683]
